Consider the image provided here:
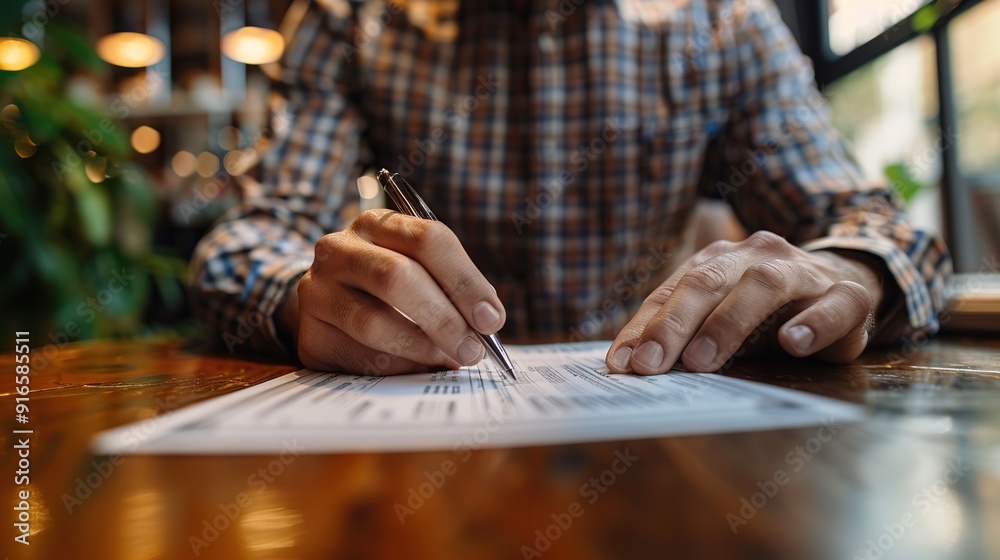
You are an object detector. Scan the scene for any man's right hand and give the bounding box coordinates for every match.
[287,209,506,374]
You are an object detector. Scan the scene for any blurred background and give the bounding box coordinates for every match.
[0,0,997,346]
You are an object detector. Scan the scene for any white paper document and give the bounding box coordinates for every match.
[95,342,865,454]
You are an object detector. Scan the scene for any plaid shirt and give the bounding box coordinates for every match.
[191,0,951,357]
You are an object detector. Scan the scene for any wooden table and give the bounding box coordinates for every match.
[2,336,999,559]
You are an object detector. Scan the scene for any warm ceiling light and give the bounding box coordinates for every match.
[0,38,41,72]
[221,27,284,65]
[130,125,161,154]
[95,32,165,68]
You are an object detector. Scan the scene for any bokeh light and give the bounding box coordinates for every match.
[220,27,285,65]
[0,38,41,71]
[196,151,220,177]
[171,151,197,177]
[130,126,161,154]
[95,32,165,68]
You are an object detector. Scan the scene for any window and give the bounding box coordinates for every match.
[949,1,1000,177]
[827,0,933,55]
[949,0,1000,265]
[800,0,998,271]
[826,37,942,233]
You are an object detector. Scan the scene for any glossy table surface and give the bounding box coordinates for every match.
[2,336,999,559]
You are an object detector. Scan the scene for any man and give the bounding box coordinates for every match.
[191,0,950,376]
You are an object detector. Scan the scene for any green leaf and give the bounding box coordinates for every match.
[44,21,106,70]
[912,5,939,32]
[0,169,28,233]
[884,163,927,203]
[74,183,113,246]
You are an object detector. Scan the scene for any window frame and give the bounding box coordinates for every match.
[789,0,991,271]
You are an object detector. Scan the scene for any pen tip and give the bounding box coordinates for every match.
[506,367,517,381]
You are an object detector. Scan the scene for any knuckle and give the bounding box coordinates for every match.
[426,301,461,337]
[296,272,316,301]
[704,239,735,256]
[652,311,688,340]
[408,220,453,253]
[348,306,381,347]
[704,309,748,338]
[746,230,789,253]
[348,210,377,235]
[447,269,479,299]
[834,281,874,314]
[743,260,789,289]
[314,233,345,265]
[815,300,847,327]
[683,262,730,294]
[645,283,677,305]
[373,255,411,292]
[352,209,390,232]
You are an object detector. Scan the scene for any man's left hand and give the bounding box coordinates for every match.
[606,231,886,374]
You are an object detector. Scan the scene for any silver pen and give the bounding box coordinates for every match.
[376,169,518,381]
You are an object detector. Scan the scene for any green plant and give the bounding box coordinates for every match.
[884,162,930,203]
[0,7,185,343]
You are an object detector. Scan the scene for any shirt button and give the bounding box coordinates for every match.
[537,33,556,54]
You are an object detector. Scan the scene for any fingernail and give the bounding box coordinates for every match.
[684,336,718,370]
[457,336,484,365]
[632,341,664,371]
[472,301,502,332]
[786,325,815,353]
[609,347,632,371]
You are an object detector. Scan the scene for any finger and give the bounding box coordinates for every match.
[321,234,486,366]
[629,253,742,374]
[299,274,459,368]
[352,210,506,334]
[680,259,831,372]
[778,280,873,362]
[626,232,797,374]
[606,240,737,373]
[298,312,439,375]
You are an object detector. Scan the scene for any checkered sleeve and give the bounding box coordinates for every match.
[719,0,952,338]
[189,0,365,357]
